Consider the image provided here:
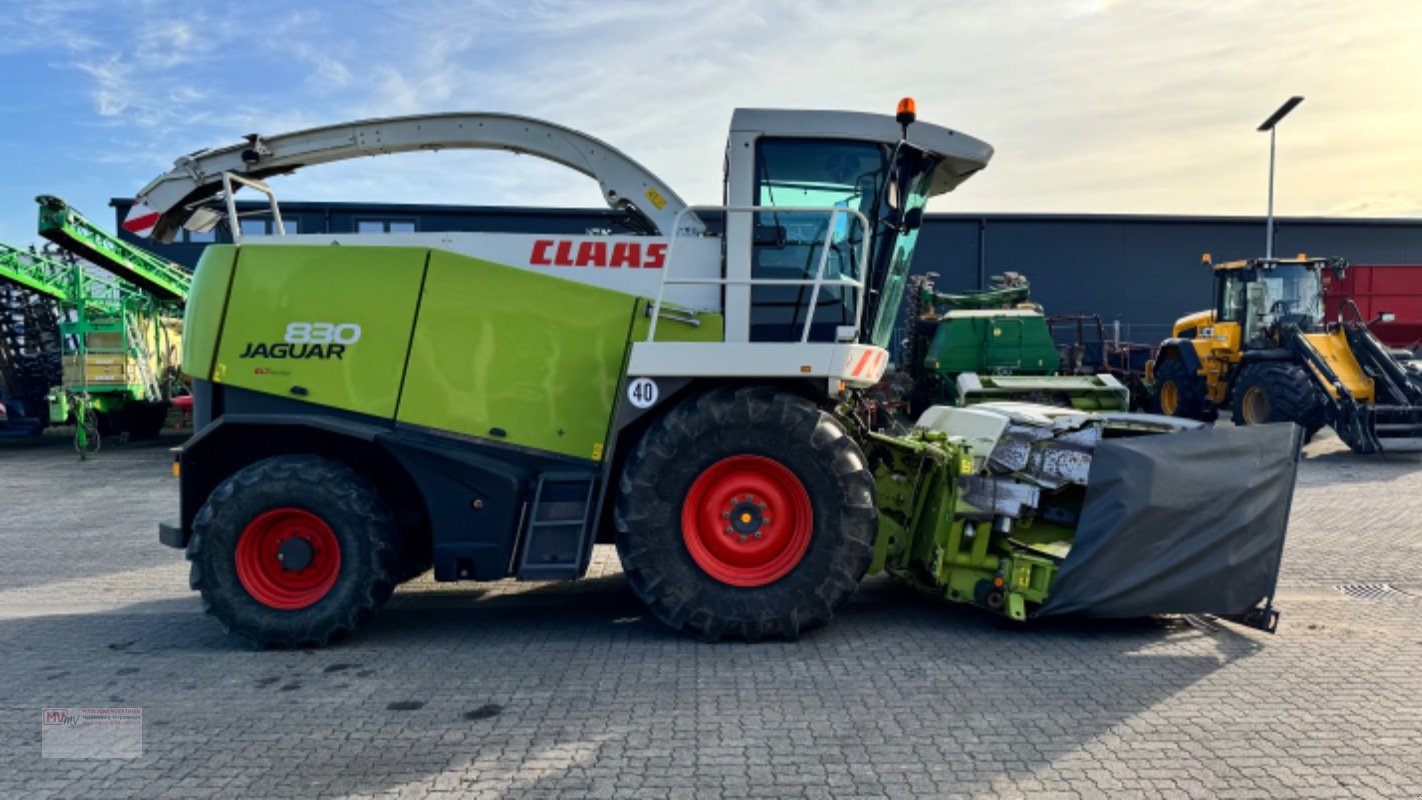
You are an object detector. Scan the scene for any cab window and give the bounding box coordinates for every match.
[750,138,883,342]
[1217,272,1247,324]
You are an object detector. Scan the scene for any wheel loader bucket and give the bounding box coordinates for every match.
[1036,422,1302,626]
[956,372,1130,412]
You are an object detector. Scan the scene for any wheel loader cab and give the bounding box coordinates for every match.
[1216,260,1327,345]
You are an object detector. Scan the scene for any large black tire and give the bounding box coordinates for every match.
[1231,362,1326,440]
[94,402,170,440]
[1154,357,1209,420]
[188,454,398,648]
[614,386,876,642]
[128,401,171,440]
[94,409,122,437]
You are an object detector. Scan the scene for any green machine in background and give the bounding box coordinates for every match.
[899,272,1129,414]
[37,196,190,449]
[0,197,190,451]
[0,242,180,450]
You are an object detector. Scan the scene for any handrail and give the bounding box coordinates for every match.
[223,172,287,243]
[647,205,871,343]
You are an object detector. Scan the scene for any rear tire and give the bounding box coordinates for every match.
[614,386,876,641]
[188,454,398,648]
[1154,357,1208,420]
[1231,363,1325,441]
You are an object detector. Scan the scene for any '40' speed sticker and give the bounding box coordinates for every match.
[627,378,659,409]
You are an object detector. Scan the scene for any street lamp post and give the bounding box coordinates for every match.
[1258,96,1304,259]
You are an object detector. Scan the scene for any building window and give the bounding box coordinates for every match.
[240,217,300,236]
[356,218,417,233]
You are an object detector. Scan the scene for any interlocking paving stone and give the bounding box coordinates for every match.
[1,427,1420,798]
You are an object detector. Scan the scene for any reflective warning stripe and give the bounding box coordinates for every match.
[122,204,160,237]
[850,350,874,377]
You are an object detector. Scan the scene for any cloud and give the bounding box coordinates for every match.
[1,0,1419,250]
[0,0,103,54]
[73,56,135,117]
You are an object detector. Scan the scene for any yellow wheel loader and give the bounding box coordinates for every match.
[1148,255,1422,453]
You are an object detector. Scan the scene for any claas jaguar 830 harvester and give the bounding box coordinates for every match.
[132,101,1299,647]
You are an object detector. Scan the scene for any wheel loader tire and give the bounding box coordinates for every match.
[1153,357,1208,420]
[188,454,398,648]
[614,386,876,642]
[1231,363,1326,441]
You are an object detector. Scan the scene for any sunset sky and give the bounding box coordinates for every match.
[0,0,1418,245]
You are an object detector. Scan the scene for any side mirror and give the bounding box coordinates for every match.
[1379,311,1397,324]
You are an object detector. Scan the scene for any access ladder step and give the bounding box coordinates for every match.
[516,472,598,581]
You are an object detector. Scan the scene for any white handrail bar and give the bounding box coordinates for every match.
[221,172,286,243]
[648,204,871,343]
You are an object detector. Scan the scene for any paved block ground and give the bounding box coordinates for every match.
[1,427,1420,799]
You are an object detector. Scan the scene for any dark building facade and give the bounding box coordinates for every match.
[112,198,1422,343]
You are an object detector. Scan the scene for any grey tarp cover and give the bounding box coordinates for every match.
[1036,422,1301,618]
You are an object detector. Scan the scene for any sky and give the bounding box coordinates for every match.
[0,0,1419,247]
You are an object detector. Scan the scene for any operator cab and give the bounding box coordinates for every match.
[1211,256,1340,346]
[721,107,992,347]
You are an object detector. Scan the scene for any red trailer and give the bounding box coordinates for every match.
[1324,264,1422,351]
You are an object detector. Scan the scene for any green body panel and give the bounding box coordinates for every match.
[861,427,1076,621]
[182,246,238,382]
[924,313,1060,375]
[397,249,641,461]
[196,243,724,460]
[213,246,426,419]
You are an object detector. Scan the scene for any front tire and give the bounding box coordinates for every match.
[1231,362,1325,440]
[188,454,398,647]
[1154,357,1208,420]
[614,386,876,641]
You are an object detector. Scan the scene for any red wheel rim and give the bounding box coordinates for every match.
[681,454,813,587]
[235,508,341,610]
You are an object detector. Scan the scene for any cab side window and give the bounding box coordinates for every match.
[750,138,882,342]
[1217,274,1246,324]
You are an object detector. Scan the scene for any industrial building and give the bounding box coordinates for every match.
[111,198,1422,344]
